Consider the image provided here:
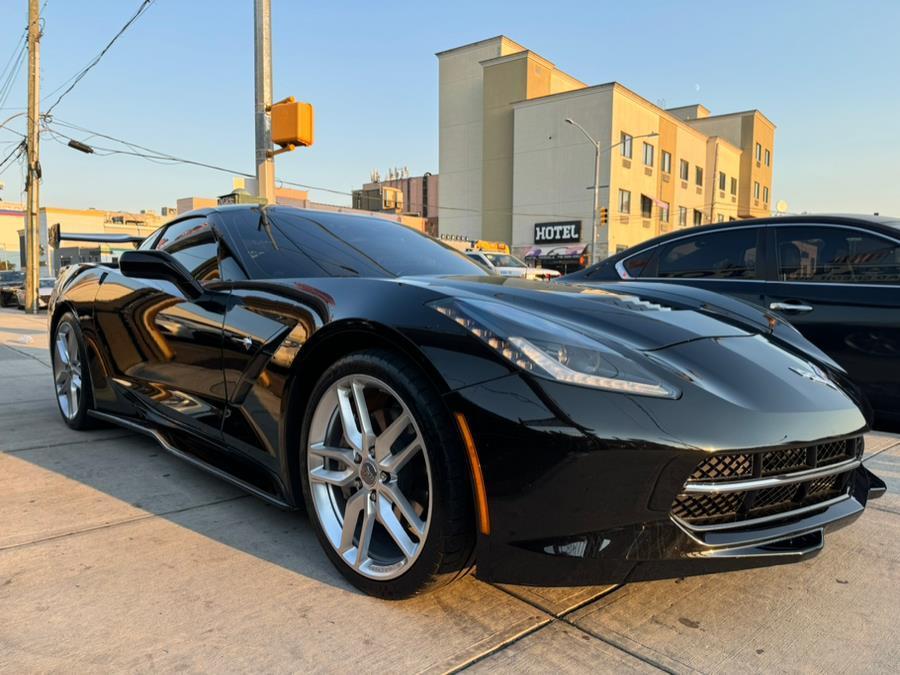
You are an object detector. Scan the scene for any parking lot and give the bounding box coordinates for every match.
[1,307,898,674]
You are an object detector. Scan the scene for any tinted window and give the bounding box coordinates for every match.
[139,226,164,250]
[776,226,900,284]
[620,248,656,278]
[156,218,219,282]
[656,228,759,279]
[215,210,364,279]
[270,209,485,277]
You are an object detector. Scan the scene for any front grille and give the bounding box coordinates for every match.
[672,437,862,529]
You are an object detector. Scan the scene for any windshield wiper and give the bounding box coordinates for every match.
[257,206,278,250]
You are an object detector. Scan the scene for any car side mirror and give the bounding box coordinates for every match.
[119,249,203,299]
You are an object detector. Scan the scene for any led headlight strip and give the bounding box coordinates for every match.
[433,300,678,399]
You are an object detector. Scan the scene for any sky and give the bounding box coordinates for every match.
[0,0,898,216]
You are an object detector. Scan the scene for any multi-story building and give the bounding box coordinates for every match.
[437,36,775,261]
[352,171,439,235]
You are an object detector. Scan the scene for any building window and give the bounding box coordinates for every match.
[718,171,726,191]
[717,214,725,223]
[763,186,769,203]
[679,159,689,181]
[730,177,738,195]
[643,142,654,167]
[640,194,653,218]
[618,189,631,213]
[660,201,670,223]
[621,133,633,159]
[695,166,703,186]
[755,142,762,162]
[765,148,771,166]
[661,150,672,174]
[678,206,688,227]
[754,181,761,199]
[693,209,703,226]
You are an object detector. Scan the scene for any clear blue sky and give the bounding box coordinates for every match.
[0,0,898,216]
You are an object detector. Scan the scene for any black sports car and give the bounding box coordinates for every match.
[48,205,885,599]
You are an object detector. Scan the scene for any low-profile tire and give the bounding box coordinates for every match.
[51,312,98,430]
[299,349,475,599]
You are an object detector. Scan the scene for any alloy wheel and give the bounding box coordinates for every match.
[307,374,433,581]
[53,322,82,420]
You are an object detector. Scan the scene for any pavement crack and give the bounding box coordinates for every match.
[0,495,249,554]
[2,432,139,455]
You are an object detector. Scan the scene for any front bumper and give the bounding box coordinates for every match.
[445,373,882,586]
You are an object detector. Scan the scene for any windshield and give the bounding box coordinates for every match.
[270,209,487,278]
[484,253,525,268]
[40,278,56,286]
[0,271,23,283]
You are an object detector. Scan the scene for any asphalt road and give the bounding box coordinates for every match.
[1,308,898,673]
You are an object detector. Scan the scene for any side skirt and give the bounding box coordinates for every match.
[89,410,293,510]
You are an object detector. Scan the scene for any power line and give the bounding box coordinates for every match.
[0,140,25,176]
[43,0,155,116]
[0,36,27,110]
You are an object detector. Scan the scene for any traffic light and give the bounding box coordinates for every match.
[270,97,314,152]
[599,207,608,225]
[48,223,60,248]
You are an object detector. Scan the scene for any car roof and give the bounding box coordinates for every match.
[602,213,900,263]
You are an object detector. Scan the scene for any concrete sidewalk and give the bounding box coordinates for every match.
[1,307,898,673]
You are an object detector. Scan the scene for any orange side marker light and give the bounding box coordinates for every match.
[455,412,490,535]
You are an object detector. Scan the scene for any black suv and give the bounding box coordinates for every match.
[564,215,900,432]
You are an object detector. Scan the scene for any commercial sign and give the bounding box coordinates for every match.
[534,220,581,244]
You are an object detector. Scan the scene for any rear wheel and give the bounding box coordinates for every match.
[51,313,96,430]
[300,350,475,599]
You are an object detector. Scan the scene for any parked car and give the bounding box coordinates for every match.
[563,214,900,431]
[0,270,25,307]
[15,276,56,310]
[49,205,883,598]
[464,250,560,280]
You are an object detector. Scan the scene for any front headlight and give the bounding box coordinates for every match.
[431,297,679,399]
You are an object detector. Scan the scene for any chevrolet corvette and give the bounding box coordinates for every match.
[48,205,885,598]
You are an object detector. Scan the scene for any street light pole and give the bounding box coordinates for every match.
[254,0,275,204]
[24,0,42,314]
[564,118,657,266]
[564,118,602,266]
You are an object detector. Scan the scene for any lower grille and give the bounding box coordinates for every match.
[672,437,863,529]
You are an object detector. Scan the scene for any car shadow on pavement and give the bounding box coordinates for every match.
[6,417,361,595]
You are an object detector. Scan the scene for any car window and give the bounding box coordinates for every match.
[139,226,164,250]
[619,247,656,278]
[775,226,900,284]
[484,253,525,268]
[656,228,759,279]
[216,208,385,279]
[155,218,220,283]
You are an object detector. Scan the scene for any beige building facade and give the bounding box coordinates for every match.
[437,36,776,260]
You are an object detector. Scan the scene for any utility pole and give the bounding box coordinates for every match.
[24,0,42,313]
[254,0,275,203]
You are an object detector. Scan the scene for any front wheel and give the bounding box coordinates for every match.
[299,350,475,599]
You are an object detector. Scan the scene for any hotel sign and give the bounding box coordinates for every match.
[534,220,581,244]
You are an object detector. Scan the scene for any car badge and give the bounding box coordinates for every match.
[789,366,835,388]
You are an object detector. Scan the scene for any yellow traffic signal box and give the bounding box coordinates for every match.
[271,98,314,148]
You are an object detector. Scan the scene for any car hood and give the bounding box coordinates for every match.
[404,275,755,351]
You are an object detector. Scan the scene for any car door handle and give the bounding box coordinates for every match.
[769,302,814,313]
